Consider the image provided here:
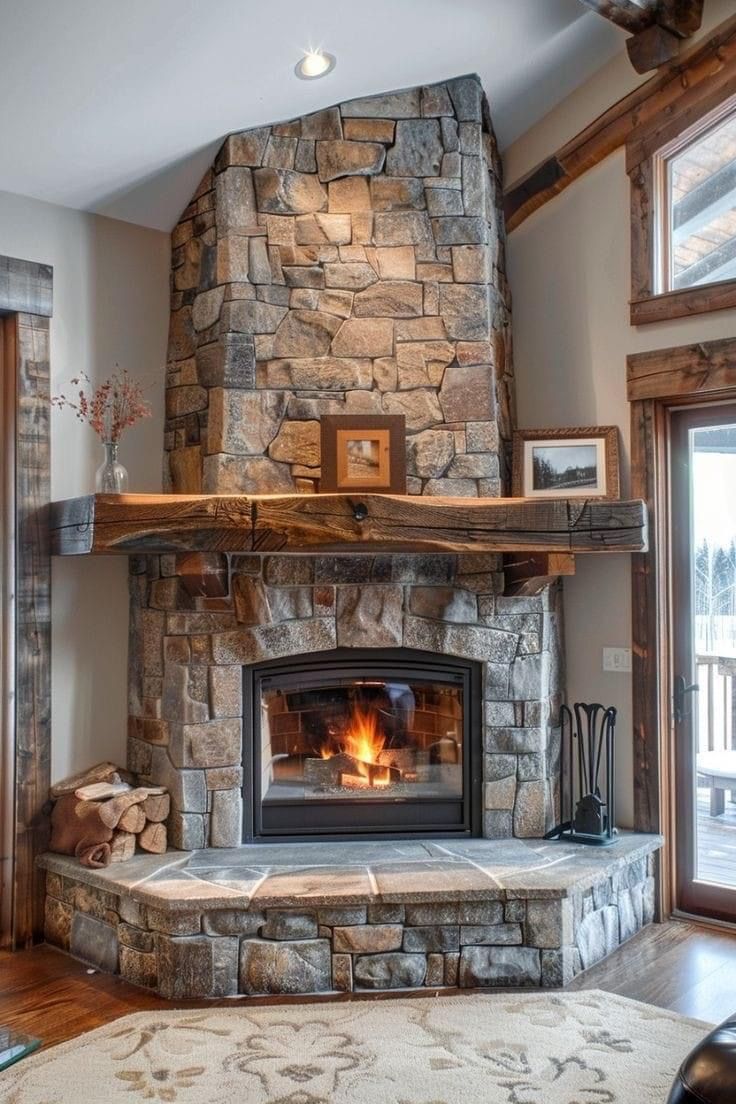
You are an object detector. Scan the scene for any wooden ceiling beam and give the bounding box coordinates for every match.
[657,0,706,39]
[579,0,659,35]
[626,23,682,73]
[504,14,736,233]
[580,0,704,73]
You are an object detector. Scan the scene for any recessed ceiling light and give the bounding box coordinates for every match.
[295,49,336,81]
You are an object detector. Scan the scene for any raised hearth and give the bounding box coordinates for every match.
[40,833,662,998]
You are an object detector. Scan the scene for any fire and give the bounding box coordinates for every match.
[342,705,386,765]
[320,704,388,786]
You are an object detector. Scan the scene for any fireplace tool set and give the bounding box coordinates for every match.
[545,701,618,846]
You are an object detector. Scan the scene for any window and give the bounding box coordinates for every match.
[656,97,736,295]
[628,82,736,325]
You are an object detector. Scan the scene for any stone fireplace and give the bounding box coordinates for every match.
[126,73,565,851]
[41,74,662,998]
[129,551,563,849]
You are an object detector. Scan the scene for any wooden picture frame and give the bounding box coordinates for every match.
[320,415,406,494]
[512,426,620,500]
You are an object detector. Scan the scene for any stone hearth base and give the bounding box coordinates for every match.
[40,834,661,999]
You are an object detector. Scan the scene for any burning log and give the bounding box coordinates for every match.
[304,752,357,789]
[338,762,401,788]
[304,752,401,791]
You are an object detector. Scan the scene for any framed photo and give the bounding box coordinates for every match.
[512,426,620,500]
[320,415,406,494]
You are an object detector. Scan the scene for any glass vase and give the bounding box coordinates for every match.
[95,441,128,493]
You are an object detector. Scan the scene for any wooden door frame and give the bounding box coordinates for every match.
[0,256,52,950]
[629,335,736,917]
[669,402,736,923]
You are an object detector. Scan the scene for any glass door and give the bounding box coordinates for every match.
[671,404,736,921]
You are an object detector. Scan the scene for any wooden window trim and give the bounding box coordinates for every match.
[629,334,736,918]
[628,62,736,325]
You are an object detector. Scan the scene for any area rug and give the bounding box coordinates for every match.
[0,990,708,1103]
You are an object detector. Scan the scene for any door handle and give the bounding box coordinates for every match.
[674,675,699,724]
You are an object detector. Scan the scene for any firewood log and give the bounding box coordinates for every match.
[50,762,121,799]
[109,830,136,863]
[74,781,131,802]
[118,804,146,833]
[97,787,153,829]
[142,793,170,823]
[138,821,167,854]
[50,794,113,858]
[75,841,112,868]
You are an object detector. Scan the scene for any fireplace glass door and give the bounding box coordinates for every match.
[245,649,481,840]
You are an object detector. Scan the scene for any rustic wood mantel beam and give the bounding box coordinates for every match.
[49,493,648,557]
[504,13,736,232]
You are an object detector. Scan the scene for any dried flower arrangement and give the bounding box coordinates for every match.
[51,368,151,442]
[51,368,152,492]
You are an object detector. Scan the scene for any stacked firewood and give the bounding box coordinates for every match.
[48,762,170,869]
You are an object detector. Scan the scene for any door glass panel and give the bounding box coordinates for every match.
[690,423,736,886]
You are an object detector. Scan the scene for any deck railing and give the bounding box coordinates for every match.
[696,655,735,752]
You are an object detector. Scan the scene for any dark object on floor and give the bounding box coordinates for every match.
[545,702,617,846]
[668,1013,736,1103]
[0,1026,41,1071]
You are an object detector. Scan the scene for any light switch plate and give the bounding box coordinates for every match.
[602,647,632,673]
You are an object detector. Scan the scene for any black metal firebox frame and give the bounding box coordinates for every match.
[243,647,483,843]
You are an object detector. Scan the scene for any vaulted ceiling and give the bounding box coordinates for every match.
[0,0,624,231]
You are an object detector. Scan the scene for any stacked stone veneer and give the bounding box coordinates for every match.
[127,74,566,850]
[43,850,656,998]
[164,74,513,496]
[128,552,563,849]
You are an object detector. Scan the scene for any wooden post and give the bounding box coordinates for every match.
[0,255,52,951]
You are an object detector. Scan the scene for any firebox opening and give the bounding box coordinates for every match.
[244,648,482,841]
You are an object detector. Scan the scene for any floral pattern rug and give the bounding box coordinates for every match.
[1,990,707,1103]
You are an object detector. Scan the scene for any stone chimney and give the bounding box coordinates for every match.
[127,76,563,851]
[164,75,514,497]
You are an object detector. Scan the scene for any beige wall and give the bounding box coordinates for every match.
[0,190,169,781]
[504,7,736,824]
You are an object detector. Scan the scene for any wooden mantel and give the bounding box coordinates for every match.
[49,493,648,557]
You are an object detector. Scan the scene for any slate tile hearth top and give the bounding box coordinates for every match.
[39,833,662,911]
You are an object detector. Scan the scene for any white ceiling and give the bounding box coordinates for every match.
[0,0,623,231]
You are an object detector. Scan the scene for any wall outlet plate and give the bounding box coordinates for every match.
[602,647,632,673]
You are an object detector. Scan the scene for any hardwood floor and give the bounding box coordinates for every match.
[2,920,736,1053]
[569,917,736,1023]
